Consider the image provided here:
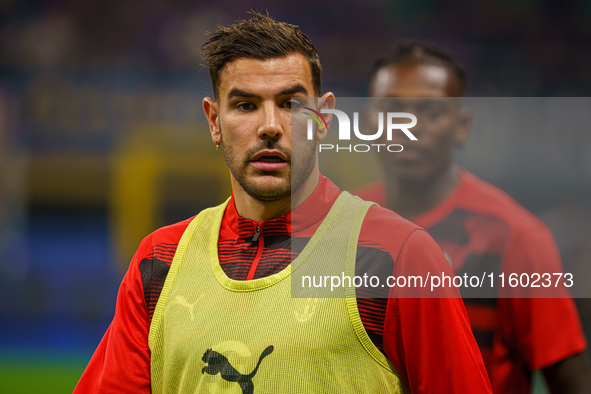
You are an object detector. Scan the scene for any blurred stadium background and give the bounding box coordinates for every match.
[1,0,590,392]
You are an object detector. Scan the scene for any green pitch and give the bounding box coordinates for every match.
[0,358,85,394]
[0,356,550,393]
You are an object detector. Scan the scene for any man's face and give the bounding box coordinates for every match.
[205,53,322,202]
[369,63,468,183]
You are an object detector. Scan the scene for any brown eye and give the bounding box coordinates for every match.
[283,98,303,110]
[236,102,256,111]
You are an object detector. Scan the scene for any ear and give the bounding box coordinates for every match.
[316,92,335,142]
[203,97,221,145]
[454,107,471,147]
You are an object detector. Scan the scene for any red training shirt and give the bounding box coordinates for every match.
[75,174,491,393]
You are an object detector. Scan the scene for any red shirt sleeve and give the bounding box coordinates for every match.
[383,229,492,393]
[73,236,153,394]
[500,222,587,370]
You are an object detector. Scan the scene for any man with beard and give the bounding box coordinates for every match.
[357,41,590,393]
[75,14,491,393]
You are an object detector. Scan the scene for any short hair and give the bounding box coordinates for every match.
[368,40,467,95]
[201,11,322,99]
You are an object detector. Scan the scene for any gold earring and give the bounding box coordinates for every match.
[216,143,220,150]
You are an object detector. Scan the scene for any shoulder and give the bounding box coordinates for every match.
[133,199,229,267]
[359,202,436,261]
[135,216,194,261]
[458,171,548,234]
[361,203,423,243]
[130,215,195,277]
[355,181,386,206]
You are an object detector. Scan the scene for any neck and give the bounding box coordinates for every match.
[232,170,320,222]
[385,165,460,220]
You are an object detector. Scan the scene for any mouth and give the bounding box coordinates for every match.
[389,145,430,162]
[250,150,288,172]
[396,146,422,159]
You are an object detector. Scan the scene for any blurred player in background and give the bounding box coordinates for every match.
[74,14,491,393]
[357,41,591,393]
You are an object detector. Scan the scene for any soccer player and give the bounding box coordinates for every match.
[356,41,591,393]
[74,14,491,393]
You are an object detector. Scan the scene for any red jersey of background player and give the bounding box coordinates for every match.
[359,40,590,393]
[357,170,587,393]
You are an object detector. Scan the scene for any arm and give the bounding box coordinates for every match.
[543,350,591,394]
[502,223,589,393]
[73,238,153,394]
[384,229,492,393]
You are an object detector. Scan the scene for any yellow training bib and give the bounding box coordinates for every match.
[149,192,407,393]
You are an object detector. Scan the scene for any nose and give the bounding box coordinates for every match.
[257,103,283,140]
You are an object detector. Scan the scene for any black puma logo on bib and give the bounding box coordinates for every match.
[201,345,274,394]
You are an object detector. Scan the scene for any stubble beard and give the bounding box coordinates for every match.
[220,127,317,203]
